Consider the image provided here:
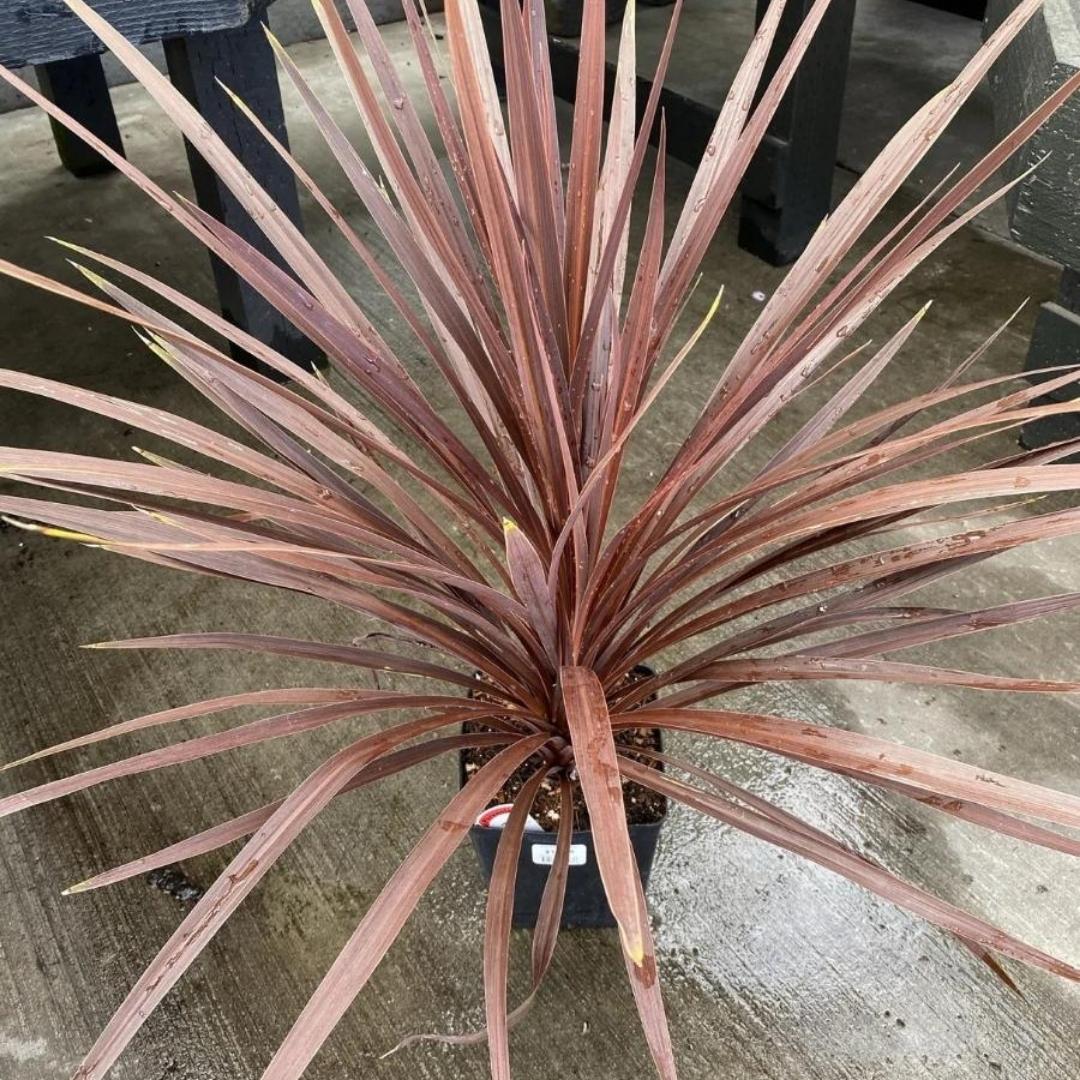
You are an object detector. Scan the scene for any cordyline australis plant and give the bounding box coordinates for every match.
[2,0,1080,1075]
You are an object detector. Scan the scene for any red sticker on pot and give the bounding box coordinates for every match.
[477,804,543,831]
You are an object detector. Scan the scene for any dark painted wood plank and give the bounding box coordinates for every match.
[986,0,1080,269]
[986,0,1080,445]
[479,0,853,267]
[909,0,986,16]
[737,0,856,266]
[163,8,321,373]
[477,1,718,171]
[0,0,261,68]
[35,53,124,177]
[1020,265,1080,451]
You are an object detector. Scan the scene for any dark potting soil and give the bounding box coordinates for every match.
[147,866,204,903]
[461,724,666,831]
[463,668,667,831]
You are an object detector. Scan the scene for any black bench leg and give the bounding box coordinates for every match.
[35,54,124,178]
[1019,267,1080,452]
[163,12,320,373]
[738,0,856,266]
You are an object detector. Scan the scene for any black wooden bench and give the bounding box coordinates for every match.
[478,0,857,267]
[480,0,997,268]
[0,0,318,370]
[986,0,1080,449]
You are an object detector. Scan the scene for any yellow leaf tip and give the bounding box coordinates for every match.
[619,925,646,967]
[0,517,97,542]
[48,236,89,260]
[1,747,48,770]
[61,880,90,896]
[69,261,108,288]
[54,527,102,543]
[501,517,518,533]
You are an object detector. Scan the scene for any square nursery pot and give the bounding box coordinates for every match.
[463,666,666,929]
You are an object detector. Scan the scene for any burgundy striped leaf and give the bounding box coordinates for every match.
[621,758,1080,982]
[64,732,514,895]
[69,720,539,1080]
[0,700,500,820]
[80,631,489,695]
[504,517,561,666]
[625,708,1080,829]
[684,656,1080,695]
[259,734,550,1079]
[1,687,372,772]
[561,667,648,966]
[484,768,549,1079]
[0,0,1078,1075]
[385,777,576,1057]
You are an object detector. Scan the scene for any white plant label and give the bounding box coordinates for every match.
[531,843,587,867]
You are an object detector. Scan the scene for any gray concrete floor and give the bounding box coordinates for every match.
[1,12,1079,1080]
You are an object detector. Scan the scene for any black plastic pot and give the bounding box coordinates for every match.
[464,775,665,929]
[463,666,665,929]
